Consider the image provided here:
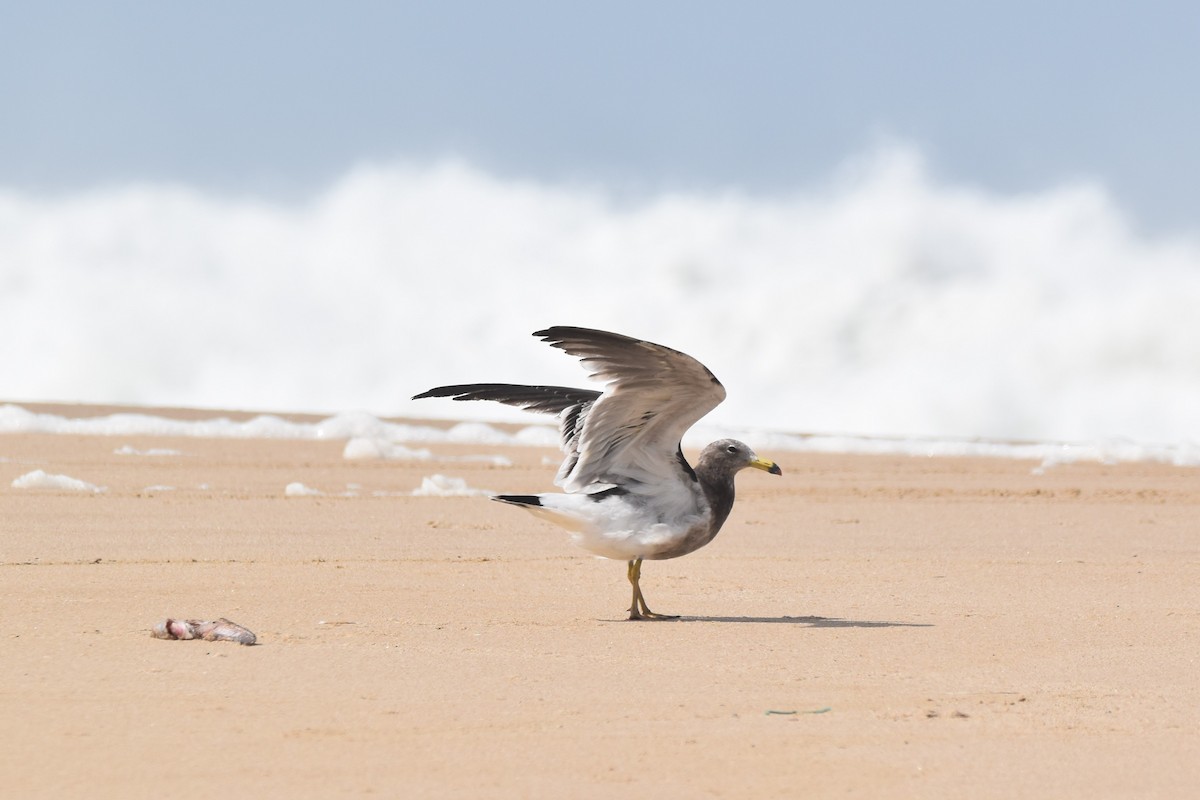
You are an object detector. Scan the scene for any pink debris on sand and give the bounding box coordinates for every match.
[151,617,256,645]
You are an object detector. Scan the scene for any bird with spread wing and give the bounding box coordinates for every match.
[413,326,782,620]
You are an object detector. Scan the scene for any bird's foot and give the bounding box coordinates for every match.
[627,606,680,621]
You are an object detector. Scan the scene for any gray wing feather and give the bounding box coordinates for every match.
[534,327,726,491]
[411,383,600,480]
[413,328,726,494]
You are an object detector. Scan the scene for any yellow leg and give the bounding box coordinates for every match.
[626,558,678,621]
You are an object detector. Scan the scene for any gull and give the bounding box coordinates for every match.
[413,326,782,620]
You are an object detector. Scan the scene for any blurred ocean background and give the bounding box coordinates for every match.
[3,4,1198,446]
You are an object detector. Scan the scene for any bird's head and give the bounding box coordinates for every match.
[699,439,783,477]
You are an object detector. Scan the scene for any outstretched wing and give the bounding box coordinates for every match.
[413,327,726,493]
[534,326,726,492]
[411,383,601,482]
[412,383,599,417]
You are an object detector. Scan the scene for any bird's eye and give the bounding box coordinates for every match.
[725,445,738,454]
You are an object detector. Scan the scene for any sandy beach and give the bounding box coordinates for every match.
[2,403,1198,798]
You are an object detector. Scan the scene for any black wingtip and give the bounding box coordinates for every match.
[532,326,579,336]
[492,494,543,507]
[413,385,470,401]
[412,384,509,402]
[534,325,640,345]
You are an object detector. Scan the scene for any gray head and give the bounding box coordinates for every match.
[691,439,782,537]
[696,438,783,480]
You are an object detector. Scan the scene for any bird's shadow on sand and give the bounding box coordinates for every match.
[610,615,932,628]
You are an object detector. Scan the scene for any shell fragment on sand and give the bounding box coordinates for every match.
[151,617,257,645]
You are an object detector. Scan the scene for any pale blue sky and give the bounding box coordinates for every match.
[3,1,1198,231]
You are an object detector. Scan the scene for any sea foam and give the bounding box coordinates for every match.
[3,403,1197,468]
[3,146,1199,444]
[412,475,494,497]
[12,469,107,493]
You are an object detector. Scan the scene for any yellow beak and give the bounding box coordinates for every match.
[749,456,783,475]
